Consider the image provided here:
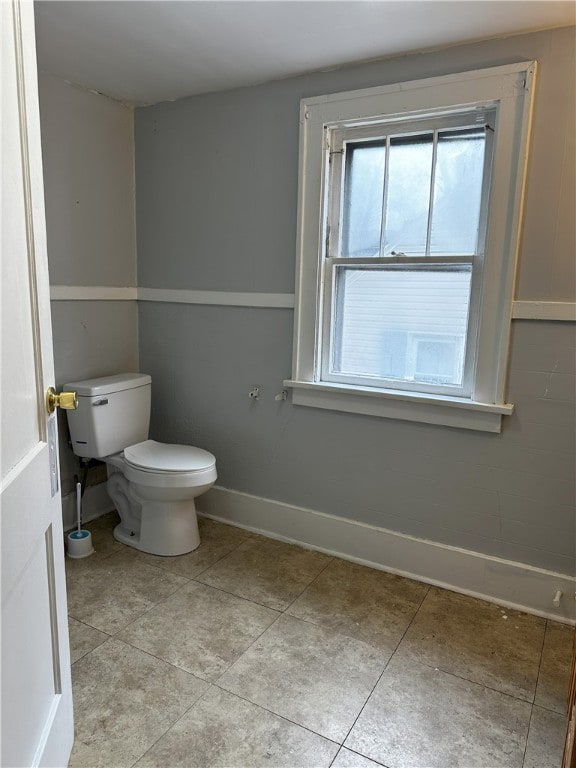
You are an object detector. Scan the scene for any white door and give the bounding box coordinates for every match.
[1,1,74,766]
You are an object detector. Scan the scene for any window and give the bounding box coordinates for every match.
[326,114,492,398]
[285,63,536,432]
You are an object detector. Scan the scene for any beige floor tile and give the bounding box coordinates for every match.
[135,686,339,768]
[345,655,531,768]
[118,580,279,681]
[197,536,332,610]
[523,706,567,768]
[66,530,557,768]
[218,613,387,742]
[535,621,573,714]
[68,617,109,664]
[398,587,545,701]
[126,517,254,579]
[69,639,208,768]
[332,748,384,767]
[66,550,188,633]
[288,559,428,652]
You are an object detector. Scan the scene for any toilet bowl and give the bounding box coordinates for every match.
[106,440,217,556]
[64,373,217,557]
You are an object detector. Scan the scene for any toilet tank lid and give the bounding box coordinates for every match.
[124,440,216,472]
[64,373,151,397]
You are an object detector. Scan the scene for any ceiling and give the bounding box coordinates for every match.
[34,1,575,105]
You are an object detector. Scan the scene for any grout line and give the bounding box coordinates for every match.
[210,609,286,683]
[192,537,335,613]
[329,745,390,768]
[521,620,551,767]
[531,701,569,717]
[105,591,281,686]
[192,579,284,615]
[387,580,431,658]
[189,537,257,582]
[69,639,111,667]
[109,635,210,687]
[127,684,217,768]
[522,708,536,768]
[281,554,335,614]
[210,684,343,749]
[68,616,114,666]
[339,583,432,748]
[327,750,340,768]
[67,615,114,636]
[403,656,538,707]
[189,575,286,613]
[103,576,193,638]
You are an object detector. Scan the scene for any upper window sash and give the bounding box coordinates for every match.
[326,109,496,262]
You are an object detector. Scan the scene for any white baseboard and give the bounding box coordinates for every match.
[62,481,114,531]
[198,486,575,625]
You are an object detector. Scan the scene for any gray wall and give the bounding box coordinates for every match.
[135,27,574,576]
[39,72,136,287]
[136,27,575,301]
[38,72,138,496]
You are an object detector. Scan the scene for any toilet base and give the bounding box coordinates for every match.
[112,504,200,557]
[107,468,202,556]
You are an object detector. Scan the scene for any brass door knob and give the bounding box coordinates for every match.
[46,387,78,414]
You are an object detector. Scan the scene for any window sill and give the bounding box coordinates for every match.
[283,380,514,433]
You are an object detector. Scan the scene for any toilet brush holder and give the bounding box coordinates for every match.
[67,529,94,559]
[68,479,94,558]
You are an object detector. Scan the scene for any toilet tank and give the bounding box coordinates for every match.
[64,373,152,459]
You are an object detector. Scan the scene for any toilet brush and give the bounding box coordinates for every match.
[66,481,94,558]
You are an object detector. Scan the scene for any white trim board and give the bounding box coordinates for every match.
[50,286,138,301]
[49,286,294,308]
[512,301,576,321]
[197,485,576,625]
[137,288,294,308]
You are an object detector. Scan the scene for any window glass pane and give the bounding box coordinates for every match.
[383,134,433,255]
[430,128,486,255]
[342,143,385,257]
[332,266,472,387]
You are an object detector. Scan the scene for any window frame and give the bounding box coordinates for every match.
[285,62,537,432]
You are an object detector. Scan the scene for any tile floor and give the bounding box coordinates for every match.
[66,512,572,768]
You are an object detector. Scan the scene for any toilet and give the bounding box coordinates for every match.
[64,373,216,556]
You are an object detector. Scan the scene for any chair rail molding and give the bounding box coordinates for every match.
[50,288,575,320]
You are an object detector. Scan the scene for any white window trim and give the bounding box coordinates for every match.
[284,62,537,433]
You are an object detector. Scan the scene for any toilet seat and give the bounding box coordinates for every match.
[113,440,217,491]
[124,440,216,474]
